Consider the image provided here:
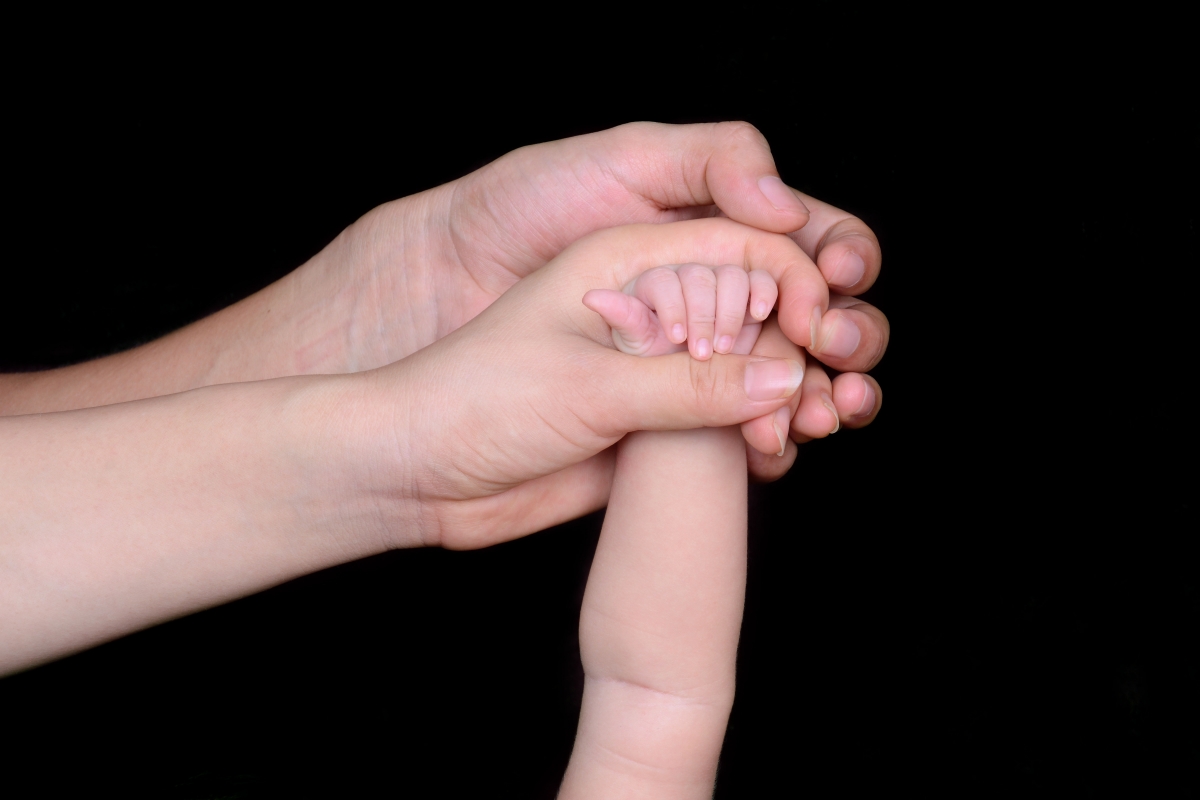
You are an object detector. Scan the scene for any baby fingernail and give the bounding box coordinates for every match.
[758,176,809,215]
[753,301,769,320]
[815,313,861,360]
[772,406,792,457]
[821,391,841,435]
[695,338,712,359]
[716,335,733,353]
[672,323,686,343]
[829,251,865,289]
[745,359,804,401]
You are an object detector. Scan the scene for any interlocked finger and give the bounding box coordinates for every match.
[677,264,718,360]
[747,270,778,322]
[632,266,687,344]
[713,265,750,354]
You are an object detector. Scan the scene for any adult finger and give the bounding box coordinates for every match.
[832,372,883,429]
[787,190,883,295]
[599,121,812,233]
[746,438,798,483]
[808,294,891,373]
[598,348,804,434]
[739,316,803,457]
[790,364,840,440]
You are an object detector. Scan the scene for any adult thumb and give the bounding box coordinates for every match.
[597,350,804,433]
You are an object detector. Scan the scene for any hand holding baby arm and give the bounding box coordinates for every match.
[0,216,806,674]
[363,218,810,550]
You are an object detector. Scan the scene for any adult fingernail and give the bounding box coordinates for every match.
[745,359,804,401]
[671,323,686,343]
[821,392,841,435]
[716,335,733,353]
[829,251,865,289]
[695,338,712,359]
[758,176,809,215]
[772,406,792,457]
[854,382,877,418]
[815,312,862,360]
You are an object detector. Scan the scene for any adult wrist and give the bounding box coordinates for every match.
[282,370,431,553]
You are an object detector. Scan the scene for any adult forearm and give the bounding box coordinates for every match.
[0,192,441,417]
[0,375,418,675]
[0,274,313,415]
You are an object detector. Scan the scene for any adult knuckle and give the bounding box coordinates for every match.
[866,331,888,368]
[688,358,726,414]
[718,121,768,150]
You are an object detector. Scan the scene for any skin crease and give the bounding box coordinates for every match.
[0,122,887,456]
[0,124,888,792]
[0,219,813,676]
[561,272,763,798]
[560,427,747,800]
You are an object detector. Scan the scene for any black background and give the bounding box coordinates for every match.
[2,20,1196,799]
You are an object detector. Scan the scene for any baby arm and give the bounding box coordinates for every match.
[560,265,773,799]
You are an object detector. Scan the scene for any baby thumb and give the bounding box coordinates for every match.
[598,350,804,433]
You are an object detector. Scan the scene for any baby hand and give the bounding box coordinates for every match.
[582,264,778,359]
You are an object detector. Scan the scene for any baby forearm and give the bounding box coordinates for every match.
[562,427,746,798]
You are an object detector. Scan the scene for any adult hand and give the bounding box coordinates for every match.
[331,122,888,446]
[740,314,884,481]
[0,217,819,673]
[0,123,887,467]
[353,218,830,549]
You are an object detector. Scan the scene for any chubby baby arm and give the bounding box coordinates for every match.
[559,427,746,799]
[560,265,771,799]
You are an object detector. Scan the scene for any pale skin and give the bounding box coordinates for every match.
[0,124,888,787]
[0,122,887,468]
[1,218,824,674]
[562,265,773,798]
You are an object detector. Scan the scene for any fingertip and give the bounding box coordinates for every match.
[813,301,888,373]
[821,392,841,435]
[746,437,797,483]
[817,234,880,295]
[757,176,811,228]
[827,250,866,291]
[789,364,838,439]
[747,270,778,321]
[812,308,863,361]
[833,373,882,428]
